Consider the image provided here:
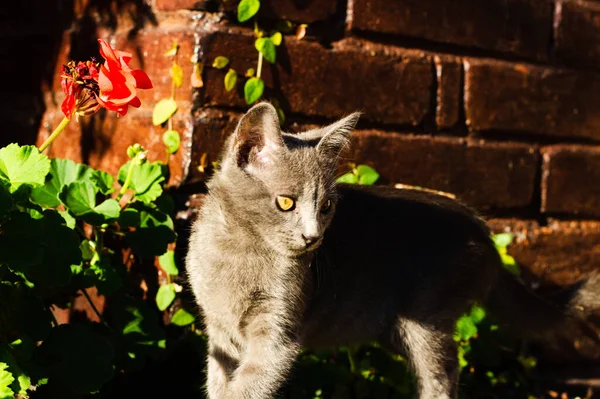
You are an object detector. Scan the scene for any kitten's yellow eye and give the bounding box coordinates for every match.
[321,199,332,214]
[276,196,295,211]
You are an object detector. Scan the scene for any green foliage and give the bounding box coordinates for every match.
[237,0,260,22]
[493,233,521,276]
[163,130,181,154]
[212,56,230,69]
[0,142,189,397]
[152,98,178,126]
[337,164,380,185]
[171,308,195,326]
[244,77,265,104]
[224,69,238,92]
[255,37,276,64]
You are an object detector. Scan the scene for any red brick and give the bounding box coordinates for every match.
[464,139,538,208]
[541,145,600,217]
[350,0,553,61]
[202,31,433,126]
[464,58,600,141]
[345,131,538,208]
[554,0,600,69]
[36,105,193,186]
[155,0,337,23]
[434,55,462,130]
[488,218,600,286]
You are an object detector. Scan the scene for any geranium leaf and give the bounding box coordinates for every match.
[0,363,14,399]
[163,130,180,154]
[152,98,178,126]
[156,284,176,311]
[94,199,120,220]
[237,0,260,22]
[118,161,165,204]
[244,77,264,104]
[125,203,176,258]
[0,144,50,192]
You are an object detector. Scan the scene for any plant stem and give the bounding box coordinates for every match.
[39,116,70,152]
[256,52,264,79]
[118,161,136,199]
[80,288,108,327]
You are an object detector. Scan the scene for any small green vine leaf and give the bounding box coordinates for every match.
[224,69,238,92]
[156,284,176,311]
[212,56,230,69]
[356,165,380,185]
[158,250,179,276]
[171,308,195,326]
[170,64,183,88]
[245,68,255,77]
[336,173,358,184]
[255,37,276,64]
[270,31,282,46]
[152,98,178,126]
[237,0,260,22]
[163,130,181,154]
[244,77,264,104]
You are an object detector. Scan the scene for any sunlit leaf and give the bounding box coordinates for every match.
[255,37,276,64]
[170,64,183,88]
[152,98,178,126]
[224,69,238,92]
[171,308,195,326]
[270,31,282,46]
[158,250,179,276]
[237,0,260,22]
[212,56,230,69]
[163,130,180,154]
[156,284,176,311]
[244,77,264,104]
[0,144,50,192]
[336,172,358,184]
[356,165,379,185]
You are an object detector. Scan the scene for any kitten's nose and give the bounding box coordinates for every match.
[302,234,320,247]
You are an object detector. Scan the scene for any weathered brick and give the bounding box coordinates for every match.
[345,131,538,208]
[488,218,600,286]
[202,31,433,125]
[155,0,337,23]
[350,0,553,61]
[464,139,538,208]
[541,145,600,217]
[36,105,193,186]
[464,58,600,141]
[554,0,600,70]
[434,55,462,130]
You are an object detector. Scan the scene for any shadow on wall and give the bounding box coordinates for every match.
[0,0,156,148]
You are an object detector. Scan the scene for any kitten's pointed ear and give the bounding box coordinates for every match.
[316,112,361,159]
[233,102,283,168]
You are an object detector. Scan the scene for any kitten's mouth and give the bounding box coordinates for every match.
[293,238,323,255]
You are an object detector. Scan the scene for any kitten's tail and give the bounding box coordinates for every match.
[485,265,600,342]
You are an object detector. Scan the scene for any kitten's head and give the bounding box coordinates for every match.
[213,102,360,257]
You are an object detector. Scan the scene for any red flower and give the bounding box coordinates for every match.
[96,39,153,116]
[60,61,101,119]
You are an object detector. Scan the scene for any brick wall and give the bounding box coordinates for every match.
[19,0,600,291]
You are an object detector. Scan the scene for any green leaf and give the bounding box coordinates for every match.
[40,324,114,394]
[170,64,183,88]
[270,31,282,46]
[59,182,118,225]
[118,161,165,204]
[0,363,14,399]
[492,233,513,249]
[119,208,141,228]
[244,77,264,104]
[163,130,181,154]
[158,250,179,276]
[336,172,358,184]
[59,209,76,228]
[156,283,176,311]
[125,203,176,258]
[502,253,521,276]
[237,0,260,22]
[356,165,379,185]
[31,158,111,207]
[224,69,238,92]
[152,98,178,126]
[80,240,95,261]
[0,144,50,192]
[470,305,486,324]
[212,56,230,69]
[454,315,478,342]
[171,308,195,326]
[255,37,276,64]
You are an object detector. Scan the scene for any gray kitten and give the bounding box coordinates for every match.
[186,102,599,399]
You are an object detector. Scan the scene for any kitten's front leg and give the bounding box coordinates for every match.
[226,313,300,399]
